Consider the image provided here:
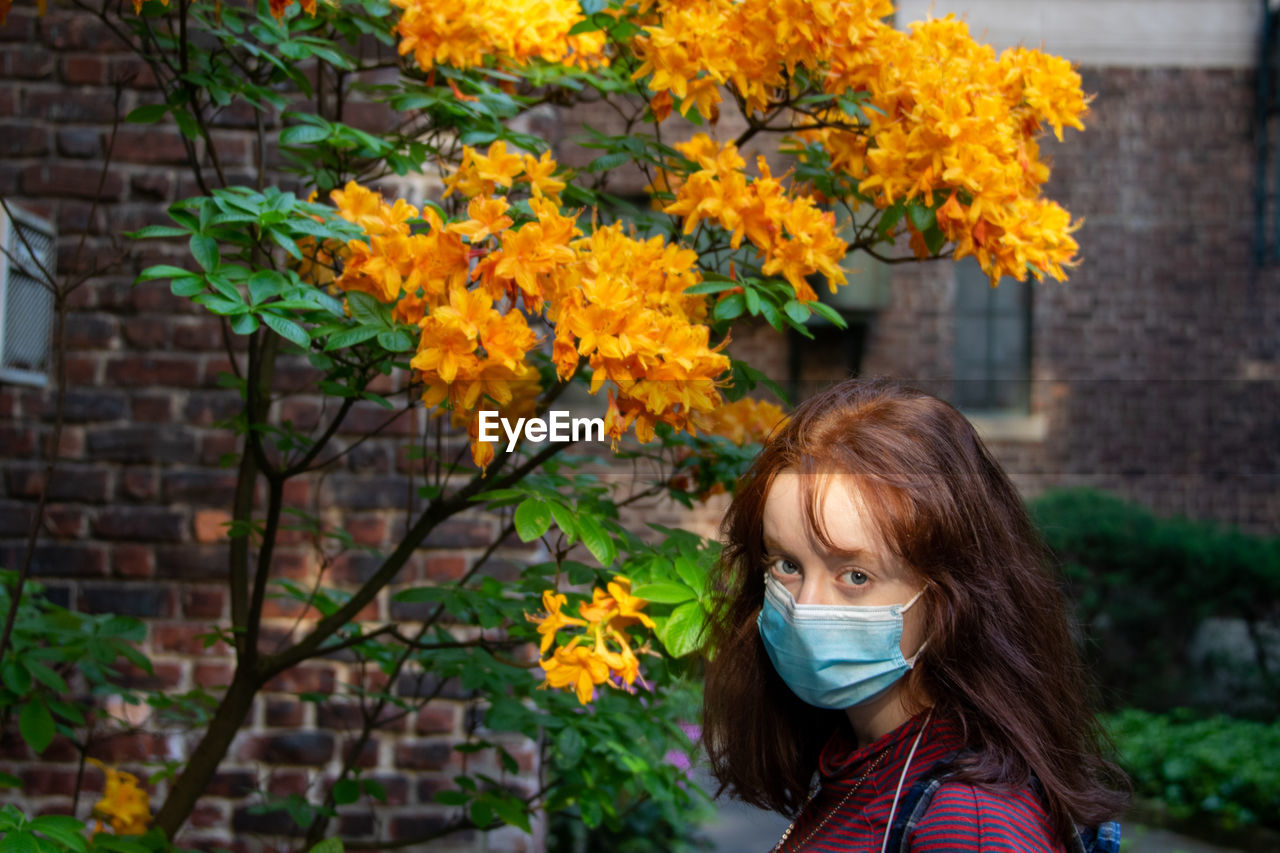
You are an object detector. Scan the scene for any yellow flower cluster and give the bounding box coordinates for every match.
[328,144,732,466]
[632,0,894,119]
[662,135,848,301]
[693,396,788,446]
[392,0,606,72]
[87,758,151,836]
[530,578,654,705]
[830,17,1087,283]
[633,1,1088,285]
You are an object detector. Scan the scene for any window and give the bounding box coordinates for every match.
[0,204,56,387]
[952,257,1031,414]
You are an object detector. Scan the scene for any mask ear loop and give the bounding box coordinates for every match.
[879,707,934,853]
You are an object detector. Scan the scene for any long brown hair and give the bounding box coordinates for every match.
[702,378,1127,841]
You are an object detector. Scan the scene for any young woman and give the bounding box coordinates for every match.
[702,379,1127,852]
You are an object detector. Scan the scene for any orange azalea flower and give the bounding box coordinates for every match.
[539,637,612,704]
[87,758,151,835]
[527,590,588,653]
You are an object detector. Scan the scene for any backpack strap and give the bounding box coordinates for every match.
[881,752,1122,853]
[881,752,964,853]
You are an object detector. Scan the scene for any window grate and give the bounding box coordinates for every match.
[0,205,57,387]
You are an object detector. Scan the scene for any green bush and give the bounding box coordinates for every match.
[1029,488,1280,714]
[1105,709,1280,834]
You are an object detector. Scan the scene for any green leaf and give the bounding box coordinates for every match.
[3,660,32,694]
[170,277,206,297]
[324,326,381,351]
[513,500,552,542]
[346,291,391,328]
[360,778,387,803]
[281,123,332,145]
[658,600,704,657]
[907,203,936,233]
[555,726,585,768]
[377,329,415,352]
[0,831,39,853]
[230,313,259,335]
[172,107,200,141]
[25,661,68,694]
[630,582,695,605]
[248,270,287,304]
[125,103,170,123]
[27,816,86,852]
[128,225,190,239]
[262,313,310,349]
[783,299,810,325]
[331,779,360,805]
[189,235,220,272]
[547,502,577,544]
[468,799,494,828]
[19,700,54,755]
[684,279,740,295]
[492,796,531,833]
[576,514,615,567]
[809,301,847,328]
[137,264,194,281]
[877,203,904,236]
[673,556,704,593]
[433,790,470,806]
[713,292,745,322]
[307,840,344,853]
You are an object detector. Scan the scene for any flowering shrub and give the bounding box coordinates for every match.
[0,0,1088,848]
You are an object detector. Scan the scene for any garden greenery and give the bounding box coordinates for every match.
[0,0,1091,848]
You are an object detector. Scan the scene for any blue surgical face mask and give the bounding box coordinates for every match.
[756,573,926,709]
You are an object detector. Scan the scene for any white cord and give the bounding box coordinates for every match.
[879,707,934,853]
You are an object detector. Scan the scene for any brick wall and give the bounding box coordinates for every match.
[858,66,1280,533]
[0,5,547,851]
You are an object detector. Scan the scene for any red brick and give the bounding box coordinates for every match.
[416,704,458,735]
[394,740,453,771]
[113,125,190,166]
[87,733,170,764]
[107,659,184,690]
[130,171,172,200]
[118,468,158,500]
[183,585,225,619]
[193,662,233,689]
[0,425,36,455]
[21,767,82,795]
[21,162,124,199]
[173,316,224,351]
[62,355,99,384]
[0,8,37,42]
[342,737,379,769]
[0,121,50,157]
[18,542,108,578]
[131,394,172,422]
[0,44,54,78]
[60,55,108,85]
[266,698,305,728]
[193,509,230,543]
[111,56,157,89]
[347,514,388,547]
[152,622,227,656]
[56,127,102,159]
[40,12,126,51]
[43,505,86,538]
[63,313,117,349]
[93,506,185,541]
[104,355,199,387]
[423,555,467,581]
[121,314,170,348]
[266,769,310,795]
[80,583,176,618]
[264,664,336,695]
[189,803,225,829]
[112,543,155,578]
[240,732,334,766]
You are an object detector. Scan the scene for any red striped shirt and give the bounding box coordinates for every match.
[774,711,1065,853]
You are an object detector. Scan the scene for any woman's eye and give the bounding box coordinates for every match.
[769,557,800,576]
[840,570,869,586]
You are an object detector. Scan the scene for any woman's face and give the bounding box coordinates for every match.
[761,470,927,660]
